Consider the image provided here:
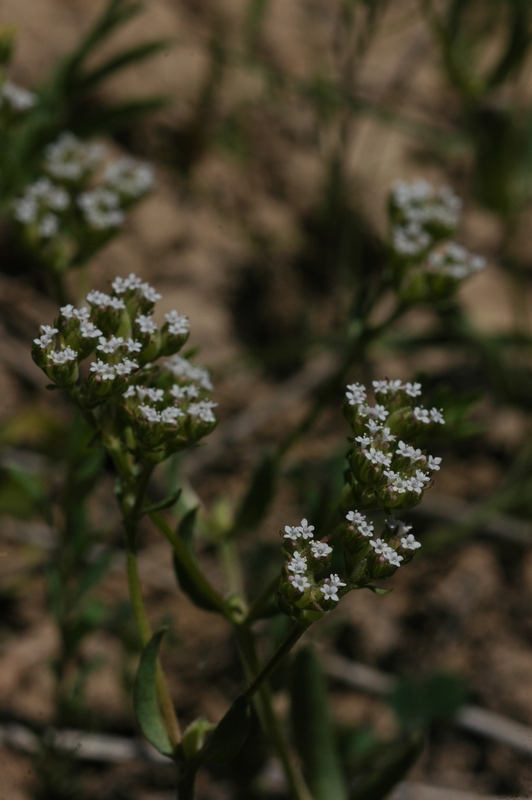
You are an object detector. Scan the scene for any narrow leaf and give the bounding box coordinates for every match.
[133,628,174,757]
[201,696,251,765]
[366,585,393,595]
[290,648,347,800]
[80,40,173,90]
[142,488,182,516]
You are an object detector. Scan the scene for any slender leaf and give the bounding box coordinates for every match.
[142,488,182,516]
[348,733,424,800]
[290,648,347,800]
[133,628,175,758]
[80,40,173,90]
[201,696,251,764]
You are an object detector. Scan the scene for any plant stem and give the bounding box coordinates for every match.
[176,766,197,800]
[219,538,246,598]
[234,625,313,800]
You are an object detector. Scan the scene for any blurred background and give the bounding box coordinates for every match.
[2,1,532,798]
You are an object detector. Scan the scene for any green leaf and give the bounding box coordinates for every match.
[348,732,424,800]
[201,696,251,765]
[366,585,393,596]
[150,512,226,615]
[142,488,182,516]
[80,40,173,90]
[133,628,175,758]
[290,648,348,800]
[231,451,278,537]
[388,673,468,730]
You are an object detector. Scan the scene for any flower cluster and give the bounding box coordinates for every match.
[343,378,444,510]
[32,273,216,462]
[278,518,346,617]
[388,180,485,302]
[277,378,441,621]
[0,78,36,115]
[11,131,154,263]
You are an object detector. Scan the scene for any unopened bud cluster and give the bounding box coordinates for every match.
[12,131,154,268]
[32,273,216,462]
[277,378,443,621]
[388,180,485,302]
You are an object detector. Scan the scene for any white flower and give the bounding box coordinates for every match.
[329,574,346,589]
[165,310,190,336]
[358,521,374,537]
[284,524,301,541]
[49,347,78,364]
[429,407,445,425]
[355,435,372,447]
[346,510,365,525]
[97,335,124,354]
[346,382,367,405]
[161,406,185,424]
[135,314,158,334]
[405,476,424,494]
[384,548,403,567]
[125,338,143,353]
[365,448,392,467]
[44,132,104,181]
[38,213,59,238]
[138,405,161,423]
[366,419,383,435]
[379,428,396,444]
[403,382,422,398]
[372,380,389,394]
[401,534,421,550]
[320,583,340,601]
[427,455,442,471]
[288,552,308,574]
[104,157,154,198]
[115,359,138,376]
[60,305,91,322]
[187,401,218,424]
[112,273,143,293]
[140,282,162,303]
[90,360,115,380]
[79,321,103,339]
[170,383,199,400]
[310,541,333,558]
[415,469,431,484]
[298,519,315,539]
[413,406,430,424]
[86,290,125,310]
[78,187,124,230]
[1,80,36,111]
[367,404,388,421]
[34,325,58,348]
[370,538,388,555]
[291,574,311,592]
[164,356,213,392]
[137,387,164,403]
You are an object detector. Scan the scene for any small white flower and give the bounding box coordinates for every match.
[367,404,388,421]
[320,583,340,601]
[49,347,78,365]
[104,157,154,198]
[138,405,161,423]
[329,574,347,589]
[298,519,315,539]
[123,385,137,398]
[165,310,190,336]
[401,534,421,550]
[384,548,403,567]
[310,541,333,558]
[359,521,374,537]
[288,551,308,574]
[427,455,442,470]
[379,428,396,444]
[140,282,162,303]
[355,435,372,447]
[415,469,431,484]
[79,321,103,338]
[413,406,430,424]
[346,383,367,405]
[404,382,422,398]
[372,380,389,394]
[365,448,392,468]
[370,539,388,554]
[38,213,59,238]
[1,80,36,111]
[284,524,301,541]
[161,406,185,424]
[291,574,311,592]
[366,419,383,435]
[86,290,125,310]
[135,314,158,334]
[112,273,143,293]
[165,356,213,392]
[114,359,138,376]
[429,407,445,424]
[346,510,366,525]
[187,401,218,424]
[90,360,115,380]
[34,325,58,348]
[97,335,124,354]
[78,187,124,230]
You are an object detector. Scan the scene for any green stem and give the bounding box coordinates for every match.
[244,622,309,700]
[219,538,246,599]
[176,766,197,800]
[234,625,313,800]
